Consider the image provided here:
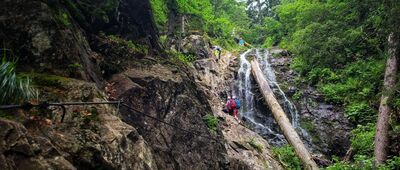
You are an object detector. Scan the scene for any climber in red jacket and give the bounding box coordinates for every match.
[226,96,240,123]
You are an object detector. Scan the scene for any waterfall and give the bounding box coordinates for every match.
[234,49,311,146]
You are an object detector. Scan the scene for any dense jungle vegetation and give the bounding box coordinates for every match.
[149,0,400,169]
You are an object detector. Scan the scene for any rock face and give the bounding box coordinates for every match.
[0,79,156,170]
[268,48,351,157]
[0,0,284,169]
[109,63,229,169]
[181,35,213,59]
[191,53,283,169]
[0,0,160,86]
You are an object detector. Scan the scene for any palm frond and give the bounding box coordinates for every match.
[0,60,38,104]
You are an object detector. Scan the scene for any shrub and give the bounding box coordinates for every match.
[350,123,375,156]
[315,59,384,104]
[203,114,218,133]
[0,59,37,104]
[171,51,197,64]
[292,90,303,101]
[272,145,303,170]
[383,156,400,170]
[57,11,71,27]
[345,102,376,124]
[325,155,375,170]
[307,68,339,85]
[325,155,400,170]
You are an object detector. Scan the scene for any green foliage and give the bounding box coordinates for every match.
[345,102,376,124]
[292,90,303,101]
[20,73,68,88]
[68,63,83,73]
[0,59,38,104]
[274,0,388,83]
[57,11,71,27]
[150,0,168,31]
[316,59,384,104]
[326,155,400,170]
[325,155,375,170]
[107,35,149,55]
[307,68,339,85]
[0,111,15,120]
[159,0,250,48]
[350,123,375,156]
[202,114,218,133]
[252,0,400,168]
[170,51,196,64]
[300,119,314,132]
[261,17,284,47]
[272,145,303,170]
[383,156,400,170]
[248,138,263,152]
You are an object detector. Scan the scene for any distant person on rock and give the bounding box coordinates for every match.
[236,36,252,47]
[225,95,241,123]
[209,42,222,62]
[239,37,245,46]
[212,45,222,61]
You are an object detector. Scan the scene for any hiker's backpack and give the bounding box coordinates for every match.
[235,98,241,109]
[228,99,237,110]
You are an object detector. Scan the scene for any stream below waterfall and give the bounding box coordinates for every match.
[233,49,313,147]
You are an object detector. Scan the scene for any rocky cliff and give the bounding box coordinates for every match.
[268,48,351,158]
[0,0,283,169]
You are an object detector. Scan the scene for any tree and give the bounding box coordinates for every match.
[374,32,399,164]
[246,0,280,24]
[166,0,179,41]
[374,0,400,165]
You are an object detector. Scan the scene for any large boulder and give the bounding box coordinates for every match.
[109,63,229,169]
[181,35,213,59]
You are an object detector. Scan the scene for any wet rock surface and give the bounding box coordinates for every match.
[268,48,351,157]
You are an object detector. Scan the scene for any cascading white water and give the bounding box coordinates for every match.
[257,49,299,127]
[234,49,311,146]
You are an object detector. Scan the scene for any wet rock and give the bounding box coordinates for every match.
[286,86,297,96]
[192,52,284,169]
[267,48,351,158]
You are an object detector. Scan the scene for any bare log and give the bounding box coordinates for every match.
[250,59,319,170]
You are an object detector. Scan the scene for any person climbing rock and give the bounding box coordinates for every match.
[226,96,240,123]
[212,45,222,61]
[208,42,222,61]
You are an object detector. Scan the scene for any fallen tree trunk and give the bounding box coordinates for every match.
[250,59,319,170]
